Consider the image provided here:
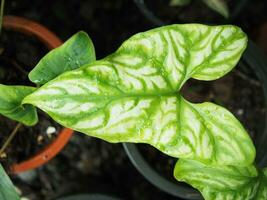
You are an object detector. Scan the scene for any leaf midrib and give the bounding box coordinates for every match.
[39,91,180,101]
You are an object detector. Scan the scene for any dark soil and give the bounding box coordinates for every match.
[0,0,266,200]
[0,30,60,168]
[0,114,61,167]
[0,30,47,86]
[13,136,178,200]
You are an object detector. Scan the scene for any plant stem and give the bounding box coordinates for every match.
[0,0,5,35]
[11,59,28,75]
[0,123,22,156]
[233,69,261,87]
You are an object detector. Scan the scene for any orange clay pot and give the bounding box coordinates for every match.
[2,15,74,174]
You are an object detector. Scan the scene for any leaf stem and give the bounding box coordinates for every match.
[0,123,22,156]
[11,59,29,75]
[0,0,5,35]
[233,69,260,87]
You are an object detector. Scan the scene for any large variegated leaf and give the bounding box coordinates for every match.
[22,24,252,165]
[29,31,96,85]
[174,159,267,200]
[0,165,20,200]
[0,84,37,126]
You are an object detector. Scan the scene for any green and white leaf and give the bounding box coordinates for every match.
[177,100,255,165]
[29,31,96,85]
[174,159,267,200]
[169,0,191,6]
[0,165,20,200]
[116,24,247,85]
[203,0,229,18]
[0,84,37,126]
[23,24,252,165]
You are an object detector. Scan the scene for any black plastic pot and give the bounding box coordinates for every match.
[123,40,267,199]
[123,143,202,200]
[56,194,120,200]
[244,41,267,167]
[133,0,249,27]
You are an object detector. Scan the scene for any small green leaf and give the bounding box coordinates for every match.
[23,25,252,165]
[203,0,229,18]
[169,0,191,6]
[0,84,38,126]
[0,165,20,200]
[174,159,267,200]
[29,31,96,85]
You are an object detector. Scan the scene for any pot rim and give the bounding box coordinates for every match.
[2,15,74,174]
[123,143,202,200]
[123,40,267,199]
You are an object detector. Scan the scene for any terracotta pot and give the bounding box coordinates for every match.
[2,15,74,174]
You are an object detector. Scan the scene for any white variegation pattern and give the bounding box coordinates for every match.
[23,24,253,166]
[23,77,255,166]
[0,24,262,200]
[180,100,256,165]
[20,24,262,200]
[118,24,247,88]
[174,159,267,200]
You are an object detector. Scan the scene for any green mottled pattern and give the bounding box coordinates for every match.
[178,100,255,165]
[0,165,20,200]
[29,31,96,85]
[23,24,253,166]
[116,24,247,88]
[0,84,37,126]
[174,159,267,200]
